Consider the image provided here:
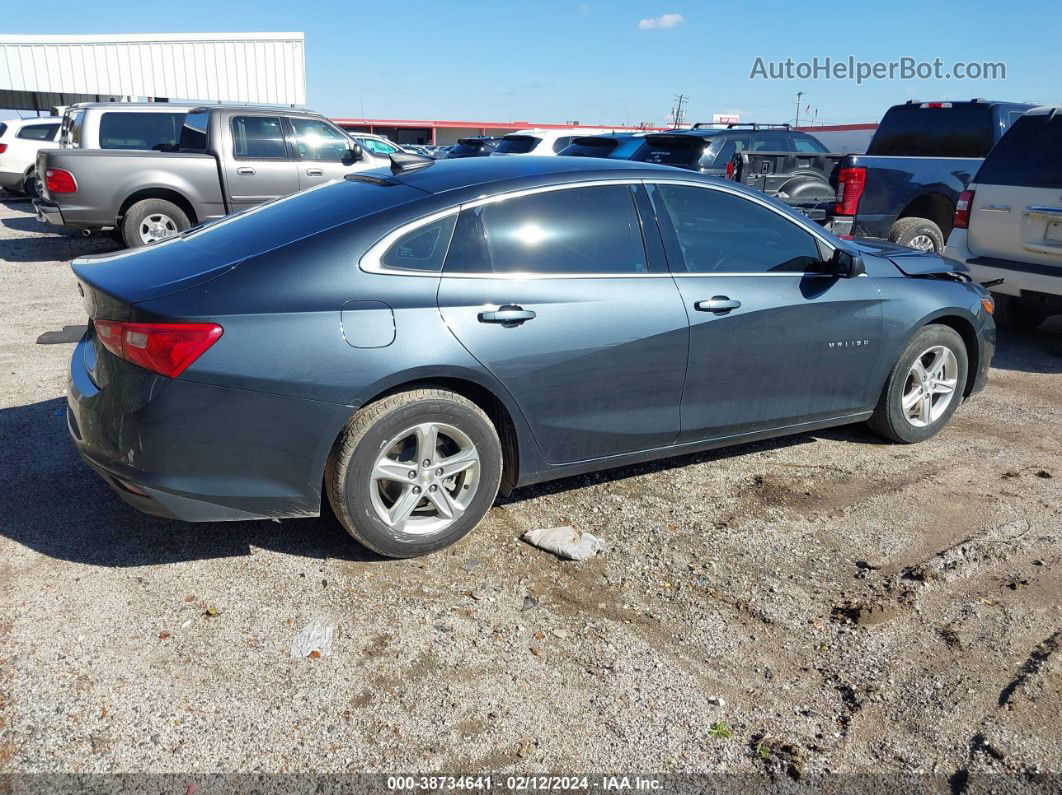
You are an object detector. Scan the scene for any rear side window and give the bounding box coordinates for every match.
[867,105,994,157]
[976,113,1062,189]
[0,123,7,138]
[64,110,85,147]
[751,133,790,152]
[99,112,186,150]
[654,184,822,274]
[179,112,208,152]
[495,135,539,154]
[381,214,457,271]
[551,136,576,153]
[702,136,749,168]
[793,135,827,153]
[634,135,705,168]
[232,116,288,159]
[445,185,648,275]
[16,123,58,141]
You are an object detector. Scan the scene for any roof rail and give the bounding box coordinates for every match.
[690,122,791,130]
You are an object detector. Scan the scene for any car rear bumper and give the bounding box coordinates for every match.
[33,198,65,227]
[67,332,352,523]
[0,169,25,191]
[945,231,1062,299]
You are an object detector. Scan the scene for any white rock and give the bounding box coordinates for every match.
[521,526,608,561]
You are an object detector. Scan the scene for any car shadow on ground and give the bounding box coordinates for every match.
[992,323,1062,374]
[0,197,118,263]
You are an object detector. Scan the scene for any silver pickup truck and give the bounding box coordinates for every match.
[34,103,383,247]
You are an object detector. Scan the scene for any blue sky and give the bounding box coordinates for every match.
[3,0,1057,125]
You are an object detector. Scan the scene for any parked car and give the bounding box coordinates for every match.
[57,101,204,151]
[945,105,1062,331]
[445,137,502,158]
[67,156,995,558]
[34,105,382,247]
[0,117,61,198]
[727,151,845,222]
[829,100,1034,252]
[558,132,647,159]
[493,128,611,156]
[630,123,830,177]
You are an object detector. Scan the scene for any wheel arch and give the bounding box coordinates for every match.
[118,188,199,226]
[914,311,981,396]
[898,192,956,239]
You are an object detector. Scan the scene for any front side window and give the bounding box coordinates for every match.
[231,116,287,159]
[99,112,186,150]
[793,135,827,153]
[445,185,648,275]
[290,118,351,161]
[495,135,540,154]
[17,123,59,141]
[654,184,822,274]
[380,214,457,271]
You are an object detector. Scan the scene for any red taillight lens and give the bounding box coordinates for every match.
[954,189,975,230]
[725,159,735,179]
[834,166,867,216]
[93,321,223,378]
[46,168,77,193]
[0,143,7,154]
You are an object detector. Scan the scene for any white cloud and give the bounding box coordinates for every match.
[637,13,684,29]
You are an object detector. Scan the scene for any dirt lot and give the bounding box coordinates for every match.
[1,195,1059,786]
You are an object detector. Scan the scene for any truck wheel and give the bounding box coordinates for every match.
[889,217,945,252]
[121,199,189,248]
[994,294,1048,333]
[325,388,503,558]
[867,324,968,444]
[22,175,40,200]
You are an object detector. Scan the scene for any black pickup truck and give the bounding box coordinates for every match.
[828,99,1033,252]
[727,150,845,222]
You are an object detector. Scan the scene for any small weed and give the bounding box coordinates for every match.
[708,721,734,740]
[755,740,771,759]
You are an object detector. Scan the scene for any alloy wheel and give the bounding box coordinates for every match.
[907,234,936,251]
[901,345,958,427]
[139,213,178,244]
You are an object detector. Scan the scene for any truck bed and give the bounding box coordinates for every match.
[730,151,844,222]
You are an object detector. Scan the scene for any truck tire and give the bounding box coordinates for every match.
[889,217,945,253]
[994,294,1048,333]
[22,174,40,200]
[121,199,190,248]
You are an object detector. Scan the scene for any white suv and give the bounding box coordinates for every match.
[493,128,612,157]
[0,117,61,197]
[945,105,1062,331]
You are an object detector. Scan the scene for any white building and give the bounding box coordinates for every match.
[0,32,306,112]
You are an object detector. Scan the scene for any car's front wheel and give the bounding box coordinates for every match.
[868,324,968,443]
[325,388,503,558]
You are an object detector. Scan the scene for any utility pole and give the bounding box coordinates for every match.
[795,91,804,127]
[671,94,688,128]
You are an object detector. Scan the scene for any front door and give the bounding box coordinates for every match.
[288,116,371,190]
[436,183,690,464]
[648,182,882,442]
[224,114,300,212]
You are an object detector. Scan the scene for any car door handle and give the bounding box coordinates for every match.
[305,167,324,176]
[236,167,256,175]
[478,305,537,325]
[694,296,741,313]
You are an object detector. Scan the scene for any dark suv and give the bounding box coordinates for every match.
[631,123,828,176]
[444,137,501,158]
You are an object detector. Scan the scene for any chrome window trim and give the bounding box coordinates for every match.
[358,176,841,279]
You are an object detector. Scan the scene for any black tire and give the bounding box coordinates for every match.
[325,388,503,558]
[889,216,945,253]
[108,228,127,247]
[120,198,190,249]
[22,175,40,200]
[867,324,969,444]
[994,294,1048,333]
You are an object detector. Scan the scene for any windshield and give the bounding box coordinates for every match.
[450,139,487,154]
[868,105,994,157]
[495,135,540,154]
[561,137,620,157]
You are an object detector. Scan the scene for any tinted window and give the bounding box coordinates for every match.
[751,133,790,152]
[551,136,576,153]
[561,137,620,158]
[976,113,1062,189]
[290,117,350,161]
[381,214,457,271]
[702,135,749,168]
[449,139,487,155]
[793,135,827,153]
[867,105,994,157]
[17,123,58,141]
[179,112,208,152]
[634,135,706,168]
[65,111,85,147]
[445,185,648,275]
[232,116,287,159]
[0,123,7,138]
[495,135,539,154]
[655,185,821,273]
[99,112,186,150]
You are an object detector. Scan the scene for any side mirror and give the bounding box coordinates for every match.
[348,142,363,162]
[830,247,865,278]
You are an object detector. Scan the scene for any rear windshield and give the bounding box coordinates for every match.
[0,123,7,138]
[867,105,994,157]
[976,112,1062,189]
[495,135,540,154]
[450,139,488,154]
[632,135,706,168]
[562,137,621,157]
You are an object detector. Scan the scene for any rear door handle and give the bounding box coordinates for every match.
[236,167,256,175]
[305,167,324,176]
[478,304,537,325]
[694,296,741,313]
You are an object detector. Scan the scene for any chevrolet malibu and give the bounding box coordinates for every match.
[67,156,996,558]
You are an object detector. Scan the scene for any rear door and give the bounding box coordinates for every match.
[648,181,882,440]
[288,116,365,189]
[224,114,300,212]
[435,182,689,464]
[967,111,1062,273]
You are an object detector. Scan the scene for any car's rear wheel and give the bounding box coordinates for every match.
[122,198,189,248]
[325,388,503,558]
[890,216,945,253]
[868,324,968,443]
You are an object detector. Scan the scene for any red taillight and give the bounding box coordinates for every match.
[954,189,975,230]
[94,321,223,378]
[834,166,867,216]
[45,168,77,193]
[725,159,735,179]
[0,143,7,154]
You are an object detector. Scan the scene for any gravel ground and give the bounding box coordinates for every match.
[1,196,1060,785]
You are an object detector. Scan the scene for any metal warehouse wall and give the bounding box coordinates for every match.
[0,32,306,110]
